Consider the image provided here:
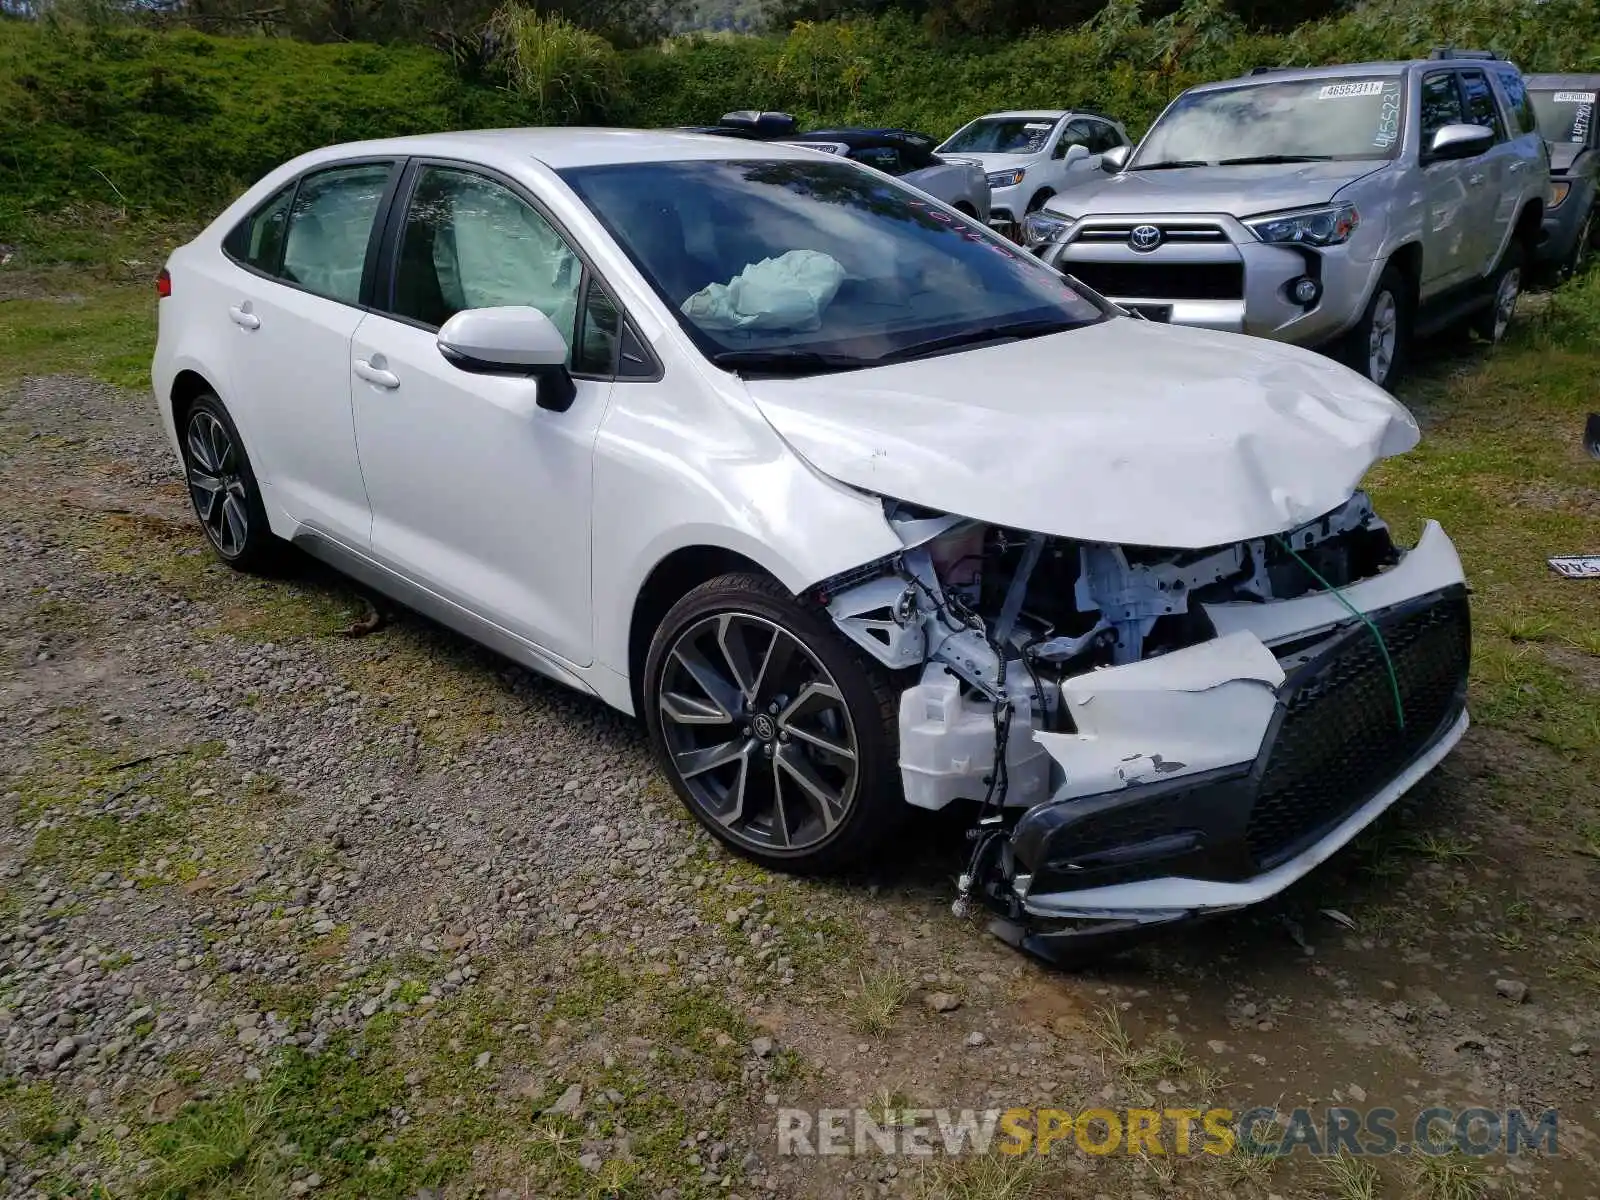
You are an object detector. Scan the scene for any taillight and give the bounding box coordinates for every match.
[156,268,172,299]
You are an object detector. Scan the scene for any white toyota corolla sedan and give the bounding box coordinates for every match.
[153,129,1471,960]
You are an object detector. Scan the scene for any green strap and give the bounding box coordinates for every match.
[1274,535,1405,731]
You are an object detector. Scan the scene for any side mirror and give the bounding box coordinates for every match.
[1062,143,1090,167]
[1100,144,1131,173]
[1427,123,1494,162]
[436,306,576,412]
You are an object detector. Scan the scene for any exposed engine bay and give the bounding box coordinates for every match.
[812,491,1472,962]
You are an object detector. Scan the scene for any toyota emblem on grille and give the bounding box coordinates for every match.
[1129,224,1163,252]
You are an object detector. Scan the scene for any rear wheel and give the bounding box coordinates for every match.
[177,392,281,573]
[1342,265,1408,389]
[643,573,904,874]
[1472,239,1524,344]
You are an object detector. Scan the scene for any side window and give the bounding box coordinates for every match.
[280,163,392,304]
[390,166,582,351]
[1055,119,1094,158]
[1086,121,1122,154]
[573,281,620,376]
[851,146,905,175]
[1420,72,1466,147]
[1493,69,1536,136]
[225,183,294,274]
[1459,71,1506,141]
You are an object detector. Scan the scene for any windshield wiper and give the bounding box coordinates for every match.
[1216,154,1335,165]
[710,348,874,376]
[877,318,1079,364]
[1132,159,1210,170]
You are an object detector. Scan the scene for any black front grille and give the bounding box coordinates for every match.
[1063,261,1243,301]
[1246,591,1471,868]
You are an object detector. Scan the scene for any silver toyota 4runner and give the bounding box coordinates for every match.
[1024,51,1550,389]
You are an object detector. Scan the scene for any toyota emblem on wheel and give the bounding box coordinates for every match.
[1130,224,1163,252]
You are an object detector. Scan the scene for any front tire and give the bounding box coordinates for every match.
[1025,189,1054,214]
[643,573,904,874]
[1472,239,1524,344]
[178,392,280,573]
[1342,265,1408,389]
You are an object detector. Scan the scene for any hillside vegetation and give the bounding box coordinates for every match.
[3,0,1600,238]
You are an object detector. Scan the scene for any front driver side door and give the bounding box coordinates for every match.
[349,162,616,670]
[1417,70,1476,298]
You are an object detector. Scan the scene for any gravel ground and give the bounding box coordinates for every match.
[1,373,1596,1199]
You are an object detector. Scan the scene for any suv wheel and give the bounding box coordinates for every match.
[1344,266,1407,389]
[1473,240,1524,345]
[643,573,904,874]
[179,392,281,573]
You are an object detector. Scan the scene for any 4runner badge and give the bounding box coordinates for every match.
[1130,224,1163,251]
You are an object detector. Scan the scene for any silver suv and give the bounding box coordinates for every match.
[1025,52,1550,388]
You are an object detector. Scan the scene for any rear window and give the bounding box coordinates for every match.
[224,184,294,274]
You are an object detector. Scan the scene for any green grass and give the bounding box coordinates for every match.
[6,739,231,882]
[0,279,157,390]
[1320,1152,1381,1200]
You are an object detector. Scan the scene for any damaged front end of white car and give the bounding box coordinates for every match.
[811,490,1471,962]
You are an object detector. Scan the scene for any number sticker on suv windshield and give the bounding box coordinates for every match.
[1319,81,1385,99]
[1373,81,1403,149]
[1553,91,1597,103]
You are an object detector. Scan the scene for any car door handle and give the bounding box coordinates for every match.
[353,359,400,389]
[228,305,260,330]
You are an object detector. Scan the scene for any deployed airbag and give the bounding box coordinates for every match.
[683,250,845,332]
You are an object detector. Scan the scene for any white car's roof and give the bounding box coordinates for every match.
[285,127,825,173]
[974,110,1070,122]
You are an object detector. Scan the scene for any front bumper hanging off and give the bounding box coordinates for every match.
[977,582,1472,962]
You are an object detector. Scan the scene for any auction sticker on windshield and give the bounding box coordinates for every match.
[1319,81,1385,99]
[1552,91,1597,103]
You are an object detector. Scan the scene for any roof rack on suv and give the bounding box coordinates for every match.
[1429,47,1500,60]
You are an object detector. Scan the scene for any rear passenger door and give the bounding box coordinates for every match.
[220,160,398,543]
[1417,71,1476,297]
[350,160,631,670]
[1457,69,1518,275]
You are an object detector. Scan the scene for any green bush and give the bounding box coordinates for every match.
[486,5,624,123]
[3,0,1600,238]
[0,22,525,237]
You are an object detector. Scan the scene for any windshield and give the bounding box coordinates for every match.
[1132,76,1406,168]
[1530,89,1595,143]
[939,117,1059,154]
[560,159,1101,371]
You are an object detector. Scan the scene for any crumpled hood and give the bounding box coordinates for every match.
[1048,160,1386,218]
[744,318,1419,549]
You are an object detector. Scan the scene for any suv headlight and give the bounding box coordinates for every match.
[1550,180,1572,208]
[1020,210,1075,247]
[986,168,1026,188]
[1245,203,1360,246]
